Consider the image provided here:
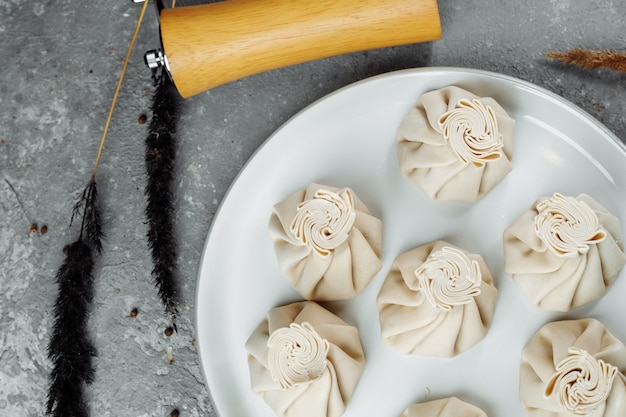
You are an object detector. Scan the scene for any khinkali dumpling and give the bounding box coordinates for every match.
[520,318,626,417]
[400,397,488,417]
[245,301,365,417]
[269,183,383,301]
[397,85,515,202]
[377,240,498,357]
[503,193,626,312]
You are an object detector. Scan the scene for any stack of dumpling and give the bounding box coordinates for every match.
[504,193,626,311]
[377,240,498,357]
[269,183,383,301]
[397,86,515,202]
[246,183,383,417]
[243,83,626,417]
[520,318,626,416]
[246,301,366,417]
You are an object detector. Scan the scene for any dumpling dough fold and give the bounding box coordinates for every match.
[400,397,488,417]
[270,183,383,301]
[397,85,515,202]
[377,240,498,357]
[246,301,365,417]
[503,194,626,312]
[520,318,626,417]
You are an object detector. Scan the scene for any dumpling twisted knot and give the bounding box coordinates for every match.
[414,246,482,311]
[544,346,618,415]
[267,322,330,390]
[290,188,356,257]
[534,193,607,258]
[438,98,504,167]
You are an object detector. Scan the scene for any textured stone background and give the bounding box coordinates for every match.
[1,0,626,416]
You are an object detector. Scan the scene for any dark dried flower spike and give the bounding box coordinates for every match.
[545,48,626,73]
[46,241,97,417]
[48,180,102,417]
[70,180,104,253]
[145,73,182,323]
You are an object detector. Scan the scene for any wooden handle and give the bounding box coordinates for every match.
[160,0,441,98]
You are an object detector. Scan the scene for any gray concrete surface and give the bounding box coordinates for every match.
[1,0,626,416]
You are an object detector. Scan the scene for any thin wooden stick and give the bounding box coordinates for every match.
[91,0,150,181]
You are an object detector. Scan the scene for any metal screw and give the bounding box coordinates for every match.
[145,49,167,70]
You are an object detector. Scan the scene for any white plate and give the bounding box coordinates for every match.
[195,67,626,417]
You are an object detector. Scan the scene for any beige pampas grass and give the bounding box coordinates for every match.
[545,48,626,73]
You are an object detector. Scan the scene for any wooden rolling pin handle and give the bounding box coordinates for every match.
[160,0,441,98]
